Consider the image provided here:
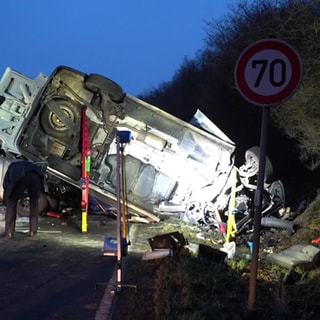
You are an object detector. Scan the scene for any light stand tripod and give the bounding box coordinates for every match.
[112,130,136,295]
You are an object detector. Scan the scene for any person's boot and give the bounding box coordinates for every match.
[28,231,37,237]
[1,232,14,239]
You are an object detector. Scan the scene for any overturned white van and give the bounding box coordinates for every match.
[0,66,285,234]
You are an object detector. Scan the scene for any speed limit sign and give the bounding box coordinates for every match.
[235,39,303,106]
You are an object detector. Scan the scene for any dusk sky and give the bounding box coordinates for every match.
[1,1,239,95]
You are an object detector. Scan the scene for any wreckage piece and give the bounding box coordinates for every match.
[143,238,228,265]
[220,241,236,259]
[260,217,295,235]
[142,249,173,261]
[198,244,227,266]
[312,237,320,245]
[103,236,128,257]
[148,232,187,254]
[142,232,188,261]
[267,244,320,270]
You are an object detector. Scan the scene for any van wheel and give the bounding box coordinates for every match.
[267,180,286,208]
[40,98,81,138]
[85,74,125,103]
[238,146,273,181]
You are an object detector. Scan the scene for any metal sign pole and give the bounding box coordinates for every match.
[235,38,302,315]
[248,106,269,312]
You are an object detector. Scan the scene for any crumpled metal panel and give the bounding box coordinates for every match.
[267,244,320,269]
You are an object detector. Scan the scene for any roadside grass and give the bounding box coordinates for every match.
[113,193,320,319]
[153,255,248,320]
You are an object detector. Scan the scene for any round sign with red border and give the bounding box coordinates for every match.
[234,39,303,106]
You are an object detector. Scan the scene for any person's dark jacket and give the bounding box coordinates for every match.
[3,161,44,200]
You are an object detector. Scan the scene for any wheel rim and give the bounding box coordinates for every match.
[48,105,75,132]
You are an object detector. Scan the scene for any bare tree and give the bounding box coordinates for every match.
[142,0,320,170]
[205,0,320,170]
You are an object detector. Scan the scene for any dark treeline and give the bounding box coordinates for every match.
[138,0,320,195]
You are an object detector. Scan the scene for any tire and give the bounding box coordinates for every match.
[17,193,50,217]
[238,146,273,181]
[84,74,125,103]
[267,180,286,208]
[40,98,81,138]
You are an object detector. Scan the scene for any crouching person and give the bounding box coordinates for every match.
[2,161,46,239]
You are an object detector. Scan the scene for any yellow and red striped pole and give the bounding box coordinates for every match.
[81,107,91,232]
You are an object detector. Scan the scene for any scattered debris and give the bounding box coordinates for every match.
[261,217,296,236]
[220,241,236,259]
[267,244,320,283]
[143,231,232,267]
[198,243,227,265]
[312,237,320,245]
[267,244,320,270]
[141,232,190,261]
[142,249,173,261]
[102,236,128,257]
[15,229,62,234]
[47,211,63,219]
[148,231,187,254]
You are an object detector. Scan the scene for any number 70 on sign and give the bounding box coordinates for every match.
[235,39,303,106]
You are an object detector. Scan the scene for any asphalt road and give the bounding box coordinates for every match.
[0,210,118,320]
